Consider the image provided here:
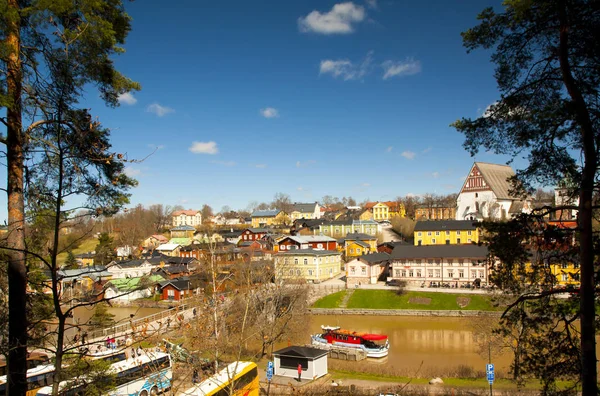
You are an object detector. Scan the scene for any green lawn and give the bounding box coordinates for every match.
[312,289,500,311]
[57,237,98,263]
[312,291,346,308]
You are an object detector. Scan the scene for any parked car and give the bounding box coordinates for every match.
[385,279,403,287]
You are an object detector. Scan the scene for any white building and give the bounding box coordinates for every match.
[456,162,531,221]
[273,346,328,381]
[172,209,202,227]
[388,245,490,287]
[289,202,322,221]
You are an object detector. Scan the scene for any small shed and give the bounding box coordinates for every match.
[272,346,328,381]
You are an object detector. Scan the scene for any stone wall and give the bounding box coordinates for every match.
[309,308,502,317]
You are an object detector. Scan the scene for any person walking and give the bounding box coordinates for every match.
[297,363,302,382]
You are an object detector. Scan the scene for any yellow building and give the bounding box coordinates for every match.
[414,220,479,246]
[364,201,406,221]
[550,263,580,286]
[415,204,457,220]
[340,233,378,259]
[274,249,342,283]
[359,209,374,221]
[251,209,288,228]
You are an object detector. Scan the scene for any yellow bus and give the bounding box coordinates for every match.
[181,361,259,396]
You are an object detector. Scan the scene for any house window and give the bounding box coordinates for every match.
[401,270,406,277]
[467,231,472,235]
[409,270,413,277]
[418,232,422,236]
[456,231,461,235]
[289,270,294,276]
[313,258,317,264]
[294,258,299,265]
[308,270,313,276]
[427,232,432,236]
[428,270,433,277]
[167,289,175,300]
[304,258,308,265]
[394,269,401,277]
[448,270,454,278]
[435,231,440,236]
[361,267,366,275]
[479,271,484,278]
[561,274,568,281]
[432,238,436,244]
[350,267,356,274]
[471,270,476,278]
[317,243,323,249]
[296,269,301,276]
[416,270,422,277]
[446,231,450,235]
[356,248,361,254]
[435,270,441,277]
[459,270,464,278]
[350,248,354,254]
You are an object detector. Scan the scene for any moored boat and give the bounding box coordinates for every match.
[311,325,389,358]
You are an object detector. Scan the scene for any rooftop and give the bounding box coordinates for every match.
[390,244,489,260]
[414,220,478,231]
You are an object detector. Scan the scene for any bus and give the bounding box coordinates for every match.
[181,361,259,396]
[0,351,50,377]
[0,348,130,396]
[35,351,172,396]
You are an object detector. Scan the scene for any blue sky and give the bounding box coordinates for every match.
[3,0,533,219]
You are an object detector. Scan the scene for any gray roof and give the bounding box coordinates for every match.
[356,252,390,264]
[292,202,317,213]
[414,220,478,232]
[251,209,281,217]
[474,162,516,200]
[390,244,489,260]
[246,228,270,233]
[343,232,376,241]
[276,249,340,256]
[171,225,196,231]
[273,345,328,359]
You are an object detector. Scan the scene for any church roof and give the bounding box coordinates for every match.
[474,162,516,200]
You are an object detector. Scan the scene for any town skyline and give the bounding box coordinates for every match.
[0,0,535,221]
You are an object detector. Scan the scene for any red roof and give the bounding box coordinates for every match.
[172,210,200,216]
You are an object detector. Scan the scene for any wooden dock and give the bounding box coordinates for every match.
[308,343,367,361]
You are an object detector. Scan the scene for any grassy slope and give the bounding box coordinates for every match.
[312,291,346,308]
[313,289,500,311]
[56,237,98,263]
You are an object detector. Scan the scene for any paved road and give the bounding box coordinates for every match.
[380,224,401,242]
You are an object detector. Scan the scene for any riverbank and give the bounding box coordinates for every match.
[309,308,501,316]
[312,289,503,312]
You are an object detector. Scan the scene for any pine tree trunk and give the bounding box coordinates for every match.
[6,0,28,394]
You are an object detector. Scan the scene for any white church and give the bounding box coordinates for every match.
[456,162,532,221]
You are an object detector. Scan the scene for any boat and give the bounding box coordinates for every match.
[311,325,389,358]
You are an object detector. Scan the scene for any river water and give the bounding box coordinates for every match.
[308,314,512,376]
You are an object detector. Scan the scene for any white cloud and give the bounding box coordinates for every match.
[117,92,137,105]
[211,160,236,166]
[189,141,218,155]
[296,160,317,168]
[386,146,393,153]
[382,58,422,80]
[298,2,366,34]
[297,187,304,191]
[320,51,373,81]
[365,0,377,9]
[432,172,440,178]
[422,146,432,153]
[255,164,267,169]
[401,151,416,160]
[146,103,174,117]
[123,167,141,177]
[260,107,279,118]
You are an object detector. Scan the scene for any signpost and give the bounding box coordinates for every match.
[266,361,274,396]
[486,363,494,395]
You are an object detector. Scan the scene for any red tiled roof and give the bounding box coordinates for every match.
[172,210,200,216]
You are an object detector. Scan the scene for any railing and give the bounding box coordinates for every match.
[87,294,206,340]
